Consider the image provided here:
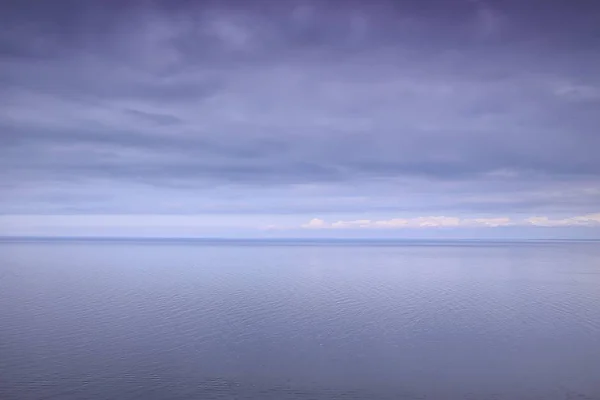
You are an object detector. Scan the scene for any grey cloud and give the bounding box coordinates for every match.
[1,0,599,219]
[123,109,183,126]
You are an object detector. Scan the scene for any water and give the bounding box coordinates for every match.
[1,240,600,399]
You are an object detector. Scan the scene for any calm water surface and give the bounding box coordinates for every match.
[1,240,600,399]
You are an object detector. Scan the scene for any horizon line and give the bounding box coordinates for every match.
[1,236,599,243]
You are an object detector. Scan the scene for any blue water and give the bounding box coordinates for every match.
[1,240,600,399]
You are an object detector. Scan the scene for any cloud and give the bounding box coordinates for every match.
[331,219,373,229]
[469,218,512,227]
[301,218,327,229]
[299,214,600,229]
[525,213,600,227]
[301,216,511,229]
[0,0,599,223]
[470,0,504,38]
[553,83,600,101]
[411,216,462,228]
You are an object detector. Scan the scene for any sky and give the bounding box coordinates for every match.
[1,0,599,238]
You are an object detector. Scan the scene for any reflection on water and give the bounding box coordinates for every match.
[1,240,600,399]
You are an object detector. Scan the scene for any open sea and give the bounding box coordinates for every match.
[1,239,600,400]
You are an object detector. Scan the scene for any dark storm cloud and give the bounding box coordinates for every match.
[1,0,599,216]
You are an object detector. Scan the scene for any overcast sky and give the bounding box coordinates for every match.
[1,0,599,238]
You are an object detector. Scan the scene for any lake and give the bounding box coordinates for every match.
[1,240,600,399]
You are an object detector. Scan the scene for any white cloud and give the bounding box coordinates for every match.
[374,218,409,228]
[525,213,600,227]
[299,213,600,229]
[411,216,461,227]
[301,215,505,229]
[331,219,373,228]
[0,212,598,238]
[301,218,326,229]
[467,218,512,227]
